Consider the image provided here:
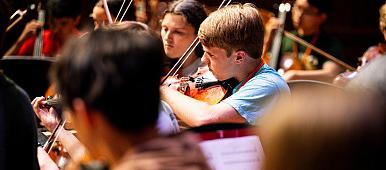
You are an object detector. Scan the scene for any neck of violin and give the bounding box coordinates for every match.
[269,3,290,69]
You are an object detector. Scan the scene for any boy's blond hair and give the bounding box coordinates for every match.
[380,3,386,31]
[198,3,264,59]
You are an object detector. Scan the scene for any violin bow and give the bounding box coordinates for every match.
[114,0,127,22]
[103,0,134,24]
[43,119,67,154]
[6,4,36,32]
[115,0,134,22]
[169,0,233,78]
[102,0,113,24]
[283,31,356,71]
[161,0,233,85]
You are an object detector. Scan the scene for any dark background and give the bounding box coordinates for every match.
[201,0,386,67]
[2,0,385,67]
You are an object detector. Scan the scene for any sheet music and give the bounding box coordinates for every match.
[199,136,265,170]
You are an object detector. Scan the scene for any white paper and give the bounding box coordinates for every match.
[199,136,265,170]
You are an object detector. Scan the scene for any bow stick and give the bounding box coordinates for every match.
[161,0,233,85]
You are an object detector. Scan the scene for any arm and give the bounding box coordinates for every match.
[359,45,383,68]
[32,97,88,162]
[5,20,42,56]
[160,86,246,127]
[37,147,60,170]
[283,61,343,82]
[56,129,87,161]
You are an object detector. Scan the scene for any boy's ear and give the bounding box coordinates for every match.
[319,13,328,23]
[72,98,94,127]
[75,15,81,25]
[234,50,247,64]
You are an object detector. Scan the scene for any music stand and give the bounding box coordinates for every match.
[189,123,264,170]
[0,56,55,99]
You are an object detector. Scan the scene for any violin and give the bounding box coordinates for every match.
[279,52,303,72]
[160,0,236,104]
[280,31,356,72]
[333,43,386,87]
[44,123,70,168]
[42,118,70,168]
[262,3,305,73]
[164,67,238,105]
[39,97,71,168]
[332,71,358,87]
[264,3,291,69]
[42,97,63,117]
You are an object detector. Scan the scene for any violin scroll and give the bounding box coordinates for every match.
[41,97,63,118]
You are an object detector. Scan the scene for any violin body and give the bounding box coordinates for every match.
[187,85,227,105]
[182,78,233,105]
[333,71,358,87]
[165,67,237,105]
[48,141,70,168]
[333,43,385,87]
[279,52,303,72]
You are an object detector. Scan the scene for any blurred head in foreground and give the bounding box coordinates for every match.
[259,86,385,170]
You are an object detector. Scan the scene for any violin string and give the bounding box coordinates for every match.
[114,0,127,23]
[119,0,134,22]
[39,26,43,56]
[39,4,44,56]
[33,5,39,56]
[43,119,62,150]
[35,32,39,56]
[34,6,44,57]
[161,0,232,84]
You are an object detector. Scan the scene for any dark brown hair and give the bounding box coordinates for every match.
[51,29,164,133]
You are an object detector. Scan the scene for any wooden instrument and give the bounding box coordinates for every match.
[268,3,291,69]
[283,31,355,71]
[165,67,238,105]
[161,0,233,85]
[33,3,45,57]
[333,43,385,86]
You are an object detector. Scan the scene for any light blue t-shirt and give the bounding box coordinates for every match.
[222,64,290,124]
